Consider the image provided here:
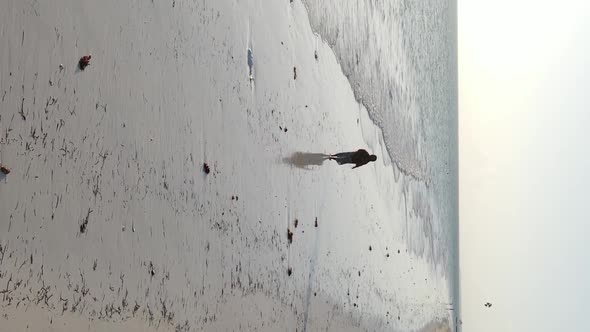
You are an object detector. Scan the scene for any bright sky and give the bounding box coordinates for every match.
[459,0,590,331]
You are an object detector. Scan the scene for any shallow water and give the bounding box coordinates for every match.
[302,0,460,317]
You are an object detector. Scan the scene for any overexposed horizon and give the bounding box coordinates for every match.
[459,0,590,331]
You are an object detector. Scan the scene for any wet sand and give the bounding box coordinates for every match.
[1,1,452,331]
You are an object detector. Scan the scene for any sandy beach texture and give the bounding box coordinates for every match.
[1,1,452,331]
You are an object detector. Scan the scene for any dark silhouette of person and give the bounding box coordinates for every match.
[329,149,377,169]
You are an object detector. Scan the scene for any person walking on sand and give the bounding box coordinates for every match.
[328,149,377,169]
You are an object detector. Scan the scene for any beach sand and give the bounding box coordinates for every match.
[1,1,452,331]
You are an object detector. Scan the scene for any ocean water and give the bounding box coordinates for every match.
[302,0,459,315]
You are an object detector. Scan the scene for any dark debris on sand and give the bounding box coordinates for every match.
[79,209,92,234]
[287,229,293,244]
[149,261,156,277]
[0,164,10,175]
[78,55,91,71]
[203,163,210,174]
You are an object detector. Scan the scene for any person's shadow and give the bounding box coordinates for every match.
[283,152,330,170]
